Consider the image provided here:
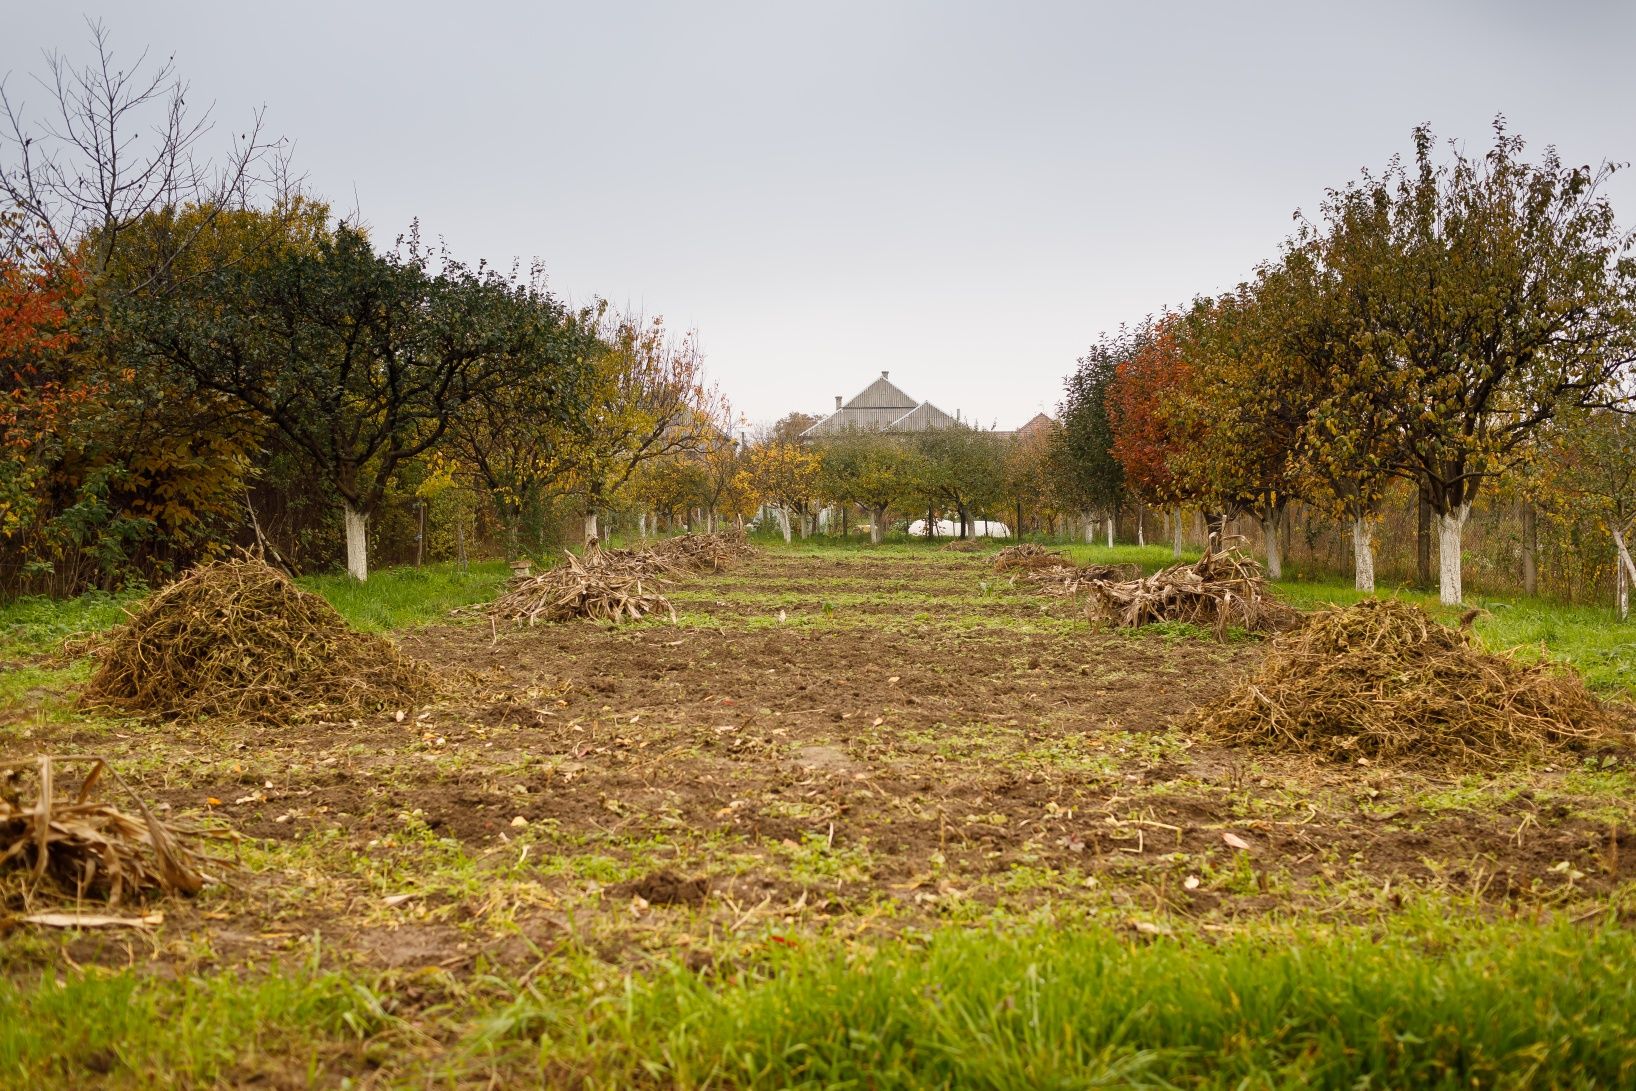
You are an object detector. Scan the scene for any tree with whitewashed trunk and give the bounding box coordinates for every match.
[544,313,718,547]
[1539,408,1636,619]
[1312,120,1636,605]
[1166,289,1309,581]
[747,440,820,545]
[818,428,922,546]
[138,222,533,581]
[1054,332,1127,545]
[1257,238,1399,593]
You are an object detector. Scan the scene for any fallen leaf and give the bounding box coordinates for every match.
[1130,919,1173,936]
[205,797,221,806]
[1183,875,1201,891]
[382,894,420,908]
[510,815,529,828]
[393,709,406,722]
[1222,832,1252,851]
[871,717,884,727]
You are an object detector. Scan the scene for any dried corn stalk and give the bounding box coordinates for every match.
[1,755,231,909]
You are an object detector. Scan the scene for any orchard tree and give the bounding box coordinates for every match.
[1169,287,1311,579]
[1056,331,1127,545]
[137,223,532,580]
[912,424,1005,538]
[1105,316,1195,552]
[1540,407,1636,618]
[819,429,920,544]
[442,287,599,555]
[1318,120,1636,604]
[551,313,719,545]
[748,439,820,543]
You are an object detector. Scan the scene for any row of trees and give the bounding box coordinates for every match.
[1054,119,1636,606]
[1,26,723,591]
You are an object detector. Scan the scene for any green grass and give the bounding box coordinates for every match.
[298,560,508,631]
[7,915,1632,1088]
[0,588,144,659]
[517,915,1636,1089]
[0,966,389,1088]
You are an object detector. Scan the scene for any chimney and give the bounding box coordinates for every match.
[881,370,890,380]
[835,395,842,410]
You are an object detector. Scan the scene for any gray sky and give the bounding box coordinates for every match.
[6,1,1636,430]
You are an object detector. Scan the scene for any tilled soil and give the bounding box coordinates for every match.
[5,550,1632,977]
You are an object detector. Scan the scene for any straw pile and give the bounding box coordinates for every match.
[81,559,435,722]
[2,755,229,908]
[1194,599,1624,768]
[942,539,987,553]
[1085,548,1298,636]
[493,532,757,626]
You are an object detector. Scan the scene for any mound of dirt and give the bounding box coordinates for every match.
[1086,548,1298,636]
[1193,599,1624,768]
[81,560,435,722]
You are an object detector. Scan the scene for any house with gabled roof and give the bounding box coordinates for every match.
[799,371,964,439]
[799,372,1049,439]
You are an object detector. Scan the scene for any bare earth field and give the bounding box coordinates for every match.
[3,547,1635,1086]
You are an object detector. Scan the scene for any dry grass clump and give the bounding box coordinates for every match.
[493,532,756,626]
[942,539,987,553]
[2,755,230,909]
[81,559,435,722]
[1086,548,1298,636]
[993,544,1065,572]
[1194,599,1623,768]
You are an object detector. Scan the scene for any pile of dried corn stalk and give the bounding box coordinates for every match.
[650,530,757,573]
[1084,547,1299,635]
[81,558,435,722]
[2,755,229,910]
[1194,599,1624,767]
[492,532,757,626]
[491,545,677,624]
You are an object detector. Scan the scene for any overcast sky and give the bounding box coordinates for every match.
[6,1,1635,430]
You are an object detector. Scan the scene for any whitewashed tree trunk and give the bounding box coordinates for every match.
[1437,505,1470,606]
[1105,516,1114,548]
[1261,510,1283,581]
[1173,508,1183,558]
[1083,518,1094,545]
[870,506,885,545]
[777,505,792,544]
[1612,528,1636,621]
[583,510,599,546]
[638,512,648,538]
[1137,505,1145,546]
[1351,516,1376,593]
[342,503,369,582]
